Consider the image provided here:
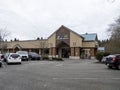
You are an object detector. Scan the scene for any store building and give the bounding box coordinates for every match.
[3,25,99,59]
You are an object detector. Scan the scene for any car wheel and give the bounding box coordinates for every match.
[29,57,32,60]
[6,61,9,65]
[0,63,2,67]
[108,65,112,69]
[117,64,120,70]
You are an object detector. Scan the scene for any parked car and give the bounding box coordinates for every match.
[3,53,9,62]
[6,53,21,64]
[29,52,40,60]
[16,51,29,61]
[0,60,2,67]
[0,54,4,67]
[101,56,108,63]
[105,54,120,69]
[0,54,4,61]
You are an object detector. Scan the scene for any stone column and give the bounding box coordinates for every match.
[90,48,95,59]
[70,47,75,59]
[48,47,56,58]
[29,49,32,52]
[58,48,62,58]
[49,48,52,55]
[75,47,80,56]
[13,49,15,53]
[39,49,41,55]
[52,47,56,57]
[7,49,10,53]
[70,47,75,56]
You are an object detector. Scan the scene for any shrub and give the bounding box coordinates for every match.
[95,52,110,62]
[43,56,49,60]
[52,57,63,61]
[95,52,104,62]
[103,52,110,56]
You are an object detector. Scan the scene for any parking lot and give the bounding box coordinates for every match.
[0,59,120,90]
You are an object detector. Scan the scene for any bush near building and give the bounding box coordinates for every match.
[52,57,63,61]
[42,56,63,61]
[42,57,49,60]
[95,52,110,62]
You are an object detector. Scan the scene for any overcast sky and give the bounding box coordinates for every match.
[0,0,120,40]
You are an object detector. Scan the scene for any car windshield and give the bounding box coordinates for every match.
[10,54,20,58]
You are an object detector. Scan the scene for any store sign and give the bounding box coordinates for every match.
[57,34,69,40]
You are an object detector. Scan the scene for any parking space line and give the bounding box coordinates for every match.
[56,64,63,67]
[53,77,120,80]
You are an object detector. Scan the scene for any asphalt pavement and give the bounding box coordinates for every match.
[0,59,120,90]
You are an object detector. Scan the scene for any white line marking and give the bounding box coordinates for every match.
[56,64,63,67]
[43,84,47,87]
[53,78,120,80]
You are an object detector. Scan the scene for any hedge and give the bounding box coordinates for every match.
[95,52,110,62]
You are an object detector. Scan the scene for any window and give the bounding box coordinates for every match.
[10,54,20,58]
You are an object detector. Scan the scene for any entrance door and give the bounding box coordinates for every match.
[14,47,20,53]
[56,41,70,58]
[61,48,70,58]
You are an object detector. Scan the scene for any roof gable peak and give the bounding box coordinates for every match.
[48,25,84,39]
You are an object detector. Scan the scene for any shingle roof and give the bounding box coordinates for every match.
[80,33,97,41]
[7,40,48,49]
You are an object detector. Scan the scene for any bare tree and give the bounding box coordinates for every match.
[0,27,10,53]
[39,39,48,60]
[106,16,120,53]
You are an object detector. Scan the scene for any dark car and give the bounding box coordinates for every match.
[0,60,2,67]
[3,53,9,62]
[105,54,120,69]
[0,54,4,67]
[29,52,40,60]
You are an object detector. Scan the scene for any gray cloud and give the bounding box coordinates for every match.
[0,0,120,40]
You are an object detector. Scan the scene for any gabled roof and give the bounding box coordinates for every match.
[48,25,84,39]
[80,33,97,41]
[7,40,47,49]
